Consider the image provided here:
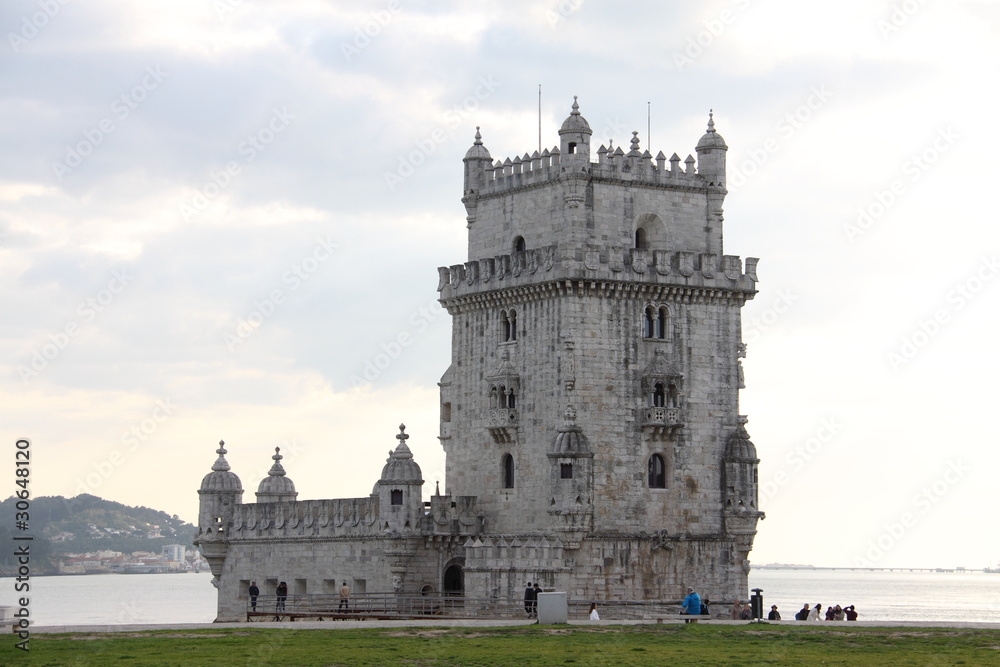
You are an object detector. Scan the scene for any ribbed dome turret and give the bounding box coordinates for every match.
[380,424,423,482]
[724,423,758,461]
[256,447,297,501]
[551,405,590,454]
[696,110,727,150]
[464,126,492,160]
[558,96,592,135]
[200,441,243,493]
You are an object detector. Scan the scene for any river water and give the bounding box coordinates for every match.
[3,569,999,626]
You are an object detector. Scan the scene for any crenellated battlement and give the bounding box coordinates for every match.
[470,142,718,200]
[437,245,757,302]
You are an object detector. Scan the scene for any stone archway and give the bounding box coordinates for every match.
[443,561,464,596]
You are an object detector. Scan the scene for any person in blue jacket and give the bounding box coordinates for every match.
[682,587,702,620]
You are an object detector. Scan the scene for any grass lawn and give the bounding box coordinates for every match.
[5,623,1000,666]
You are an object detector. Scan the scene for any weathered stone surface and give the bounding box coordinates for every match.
[195,101,763,622]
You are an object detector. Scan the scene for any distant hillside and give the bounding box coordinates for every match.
[0,494,197,572]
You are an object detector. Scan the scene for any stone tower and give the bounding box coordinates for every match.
[195,99,765,621]
[436,99,763,601]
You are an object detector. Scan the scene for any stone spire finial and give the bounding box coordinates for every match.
[267,446,286,477]
[570,95,580,115]
[474,126,482,145]
[397,424,409,444]
[211,440,231,472]
[706,109,716,133]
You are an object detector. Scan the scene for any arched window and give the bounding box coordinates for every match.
[635,227,648,249]
[506,388,515,409]
[648,454,666,489]
[667,382,679,408]
[502,454,514,489]
[514,236,526,252]
[652,382,666,408]
[644,307,655,338]
[501,309,518,342]
[657,307,668,339]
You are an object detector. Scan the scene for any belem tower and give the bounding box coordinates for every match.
[195,98,765,622]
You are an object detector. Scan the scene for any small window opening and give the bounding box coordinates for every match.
[635,227,648,249]
[560,463,573,479]
[502,454,514,489]
[391,489,403,505]
[568,142,577,154]
[514,236,526,252]
[648,454,666,489]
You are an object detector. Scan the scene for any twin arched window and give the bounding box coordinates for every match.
[490,383,516,410]
[644,306,669,339]
[648,454,666,489]
[501,309,517,343]
[650,381,679,408]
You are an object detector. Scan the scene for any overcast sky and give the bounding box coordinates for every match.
[3,0,998,570]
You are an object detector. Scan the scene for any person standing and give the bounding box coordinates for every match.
[681,587,702,620]
[844,605,858,621]
[589,602,600,621]
[524,582,535,618]
[730,599,742,620]
[275,581,287,612]
[248,581,259,612]
[532,583,542,617]
[339,581,351,611]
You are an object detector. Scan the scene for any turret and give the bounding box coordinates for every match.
[558,96,592,166]
[722,420,760,514]
[195,440,243,587]
[375,425,425,533]
[695,110,728,186]
[462,127,492,227]
[255,447,298,503]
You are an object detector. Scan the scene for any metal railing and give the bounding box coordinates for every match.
[245,593,691,622]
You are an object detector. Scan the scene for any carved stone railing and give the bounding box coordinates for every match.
[487,409,517,444]
[642,407,684,440]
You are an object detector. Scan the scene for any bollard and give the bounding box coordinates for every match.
[750,588,764,621]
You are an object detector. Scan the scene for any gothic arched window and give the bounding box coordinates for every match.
[514,236,526,253]
[648,454,666,489]
[502,454,514,489]
[651,382,666,408]
[501,309,518,343]
[644,307,655,339]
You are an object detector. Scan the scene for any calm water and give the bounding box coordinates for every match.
[3,569,1000,626]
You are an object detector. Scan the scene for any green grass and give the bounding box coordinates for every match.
[5,623,1000,666]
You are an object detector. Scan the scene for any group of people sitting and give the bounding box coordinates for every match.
[794,603,858,621]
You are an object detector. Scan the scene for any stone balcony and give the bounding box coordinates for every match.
[487,408,517,444]
[642,406,684,440]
